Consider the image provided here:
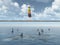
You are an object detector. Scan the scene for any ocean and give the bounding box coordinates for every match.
[0,26,60,45]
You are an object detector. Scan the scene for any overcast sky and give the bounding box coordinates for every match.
[0,0,60,20]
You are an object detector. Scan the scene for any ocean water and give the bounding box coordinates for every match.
[0,26,60,45]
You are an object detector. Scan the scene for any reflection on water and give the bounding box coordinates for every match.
[0,26,60,45]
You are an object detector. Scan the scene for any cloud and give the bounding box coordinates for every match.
[21,4,28,14]
[32,0,60,20]
[0,0,60,20]
[0,0,20,20]
[43,0,60,19]
[0,0,35,20]
[11,2,19,8]
[0,5,8,14]
[32,0,52,3]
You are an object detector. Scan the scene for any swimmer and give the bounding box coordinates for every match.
[41,29,44,33]
[37,29,41,36]
[38,32,41,36]
[11,28,14,34]
[48,28,50,31]
[20,33,23,38]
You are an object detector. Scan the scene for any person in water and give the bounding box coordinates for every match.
[20,33,23,38]
[11,28,14,34]
[38,31,41,36]
[41,29,44,33]
[48,28,50,31]
[37,29,41,36]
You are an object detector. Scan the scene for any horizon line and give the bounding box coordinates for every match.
[0,20,60,22]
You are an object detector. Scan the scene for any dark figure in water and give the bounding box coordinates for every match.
[48,28,50,31]
[41,29,44,33]
[38,32,41,36]
[20,33,23,38]
[37,29,41,36]
[11,28,14,34]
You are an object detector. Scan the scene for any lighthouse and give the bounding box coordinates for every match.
[28,5,31,18]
